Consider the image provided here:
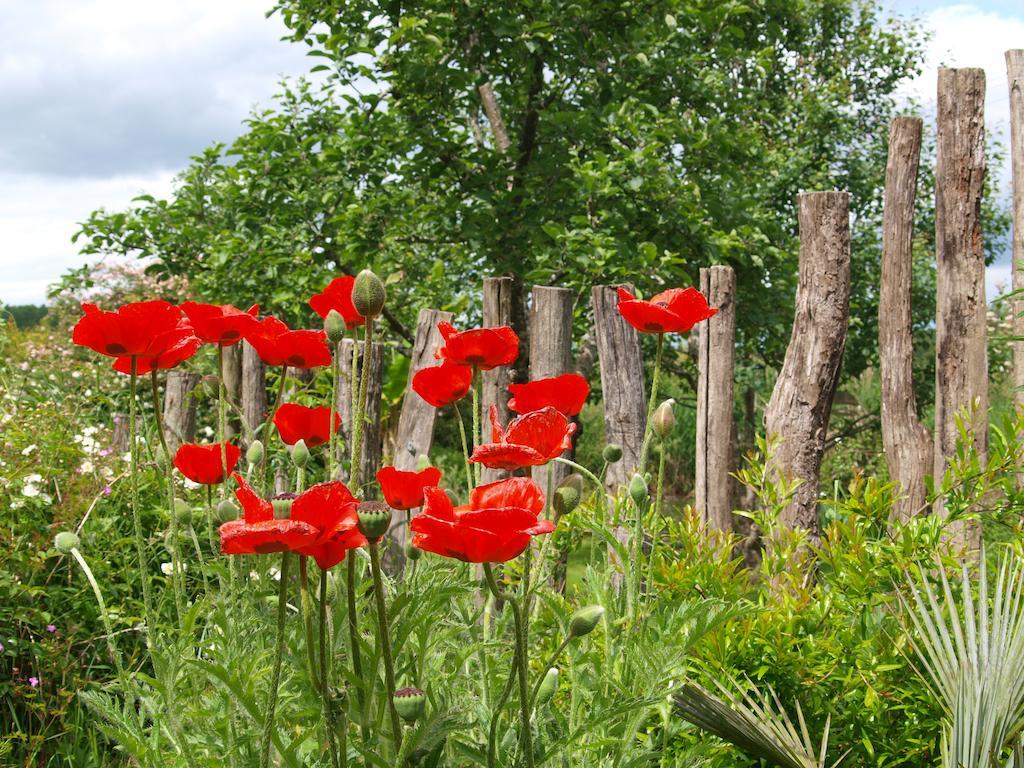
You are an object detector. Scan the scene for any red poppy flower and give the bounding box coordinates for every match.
[410,478,552,563]
[173,442,241,485]
[434,322,519,370]
[377,466,443,511]
[309,276,365,330]
[73,301,201,375]
[412,361,473,408]
[181,302,259,346]
[219,474,319,556]
[290,481,365,569]
[507,373,590,417]
[245,316,332,369]
[273,403,341,447]
[615,287,717,334]
[470,405,577,471]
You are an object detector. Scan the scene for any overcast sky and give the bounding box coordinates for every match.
[1,1,1022,306]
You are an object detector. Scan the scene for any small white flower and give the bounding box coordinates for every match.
[79,460,95,474]
[202,426,214,438]
[23,484,40,498]
[71,371,82,379]
[269,567,281,581]
[21,445,37,456]
[160,562,187,576]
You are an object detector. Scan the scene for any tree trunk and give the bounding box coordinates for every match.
[695,266,737,533]
[934,67,987,551]
[592,284,646,491]
[241,341,267,448]
[1008,51,1024,412]
[162,371,200,453]
[529,286,576,489]
[763,192,851,545]
[880,116,932,524]
[481,277,515,484]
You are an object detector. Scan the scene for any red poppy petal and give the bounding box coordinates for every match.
[469,443,545,471]
[616,300,682,334]
[469,477,546,514]
[233,473,274,523]
[291,481,358,533]
[219,519,318,555]
[507,374,590,416]
[656,287,718,332]
[503,407,574,460]
[411,362,472,408]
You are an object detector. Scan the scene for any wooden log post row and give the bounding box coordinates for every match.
[695,265,737,533]
[221,343,243,440]
[529,286,576,491]
[1008,51,1024,412]
[763,192,851,546]
[162,370,200,453]
[933,67,988,551]
[335,339,385,496]
[480,277,516,485]
[879,116,932,524]
[241,341,267,448]
[592,284,647,491]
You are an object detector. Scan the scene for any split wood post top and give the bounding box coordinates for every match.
[480,277,515,485]
[530,285,575,490]
[240,340,267,448]
[163,370,200,453]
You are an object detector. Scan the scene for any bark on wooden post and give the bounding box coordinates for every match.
[163,370,200,453]
[241,341,267,446]
[222,343,243,439]
[763,192,851,544]
[1008,51,1024,411]
[695,266,737,532]
[880,116,932,524]
[481,277,515,484]
[934,67,988,550]
[336,339,385,494]
[592,285,647,490]
[529,286,576,489]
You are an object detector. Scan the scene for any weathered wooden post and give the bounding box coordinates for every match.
[695,265,736,532]
[764,192,851,545]
[222,343,243,439]
[481,277,515,484]
[530,286,576,489]
[163,370,200,452]
[336,339,385,494]
[1008,51,1024,411]
[241,341,267,446]
[934,67,988,550]
[880,116,932,524]
[592,284,646,490]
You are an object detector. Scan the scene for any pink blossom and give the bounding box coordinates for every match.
[46,624,56,634]
[28,676,39,687]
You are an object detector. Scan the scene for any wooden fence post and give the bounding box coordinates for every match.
[481,277,515,484]
[1008,51,1024,412]
[934,67,987,550]
[764,192,851,545]
[880,116,932,524]
[695,266,737,532]
[530,286,576,489]
[222,343,243,439]
[335,339,385,493]
[163,370,200,453]
[241,341,267,446]
[592,285,646,491]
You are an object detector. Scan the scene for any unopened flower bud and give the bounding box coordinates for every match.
[406,544,423,561]
[393,687,425,722]
[323,570,338,602]
[357,501,392,540]
[569,605,605,638]
[536,667,559,706]
[352,269,386,319]
[172,497,193,524]
[246,440,264,466]
[324,310,346,344]
[54,531,80,554]
[553,474,584,517]
[217,498,239,523]
[272,493,297,519]
[628,473,648,507]
[291,439,310,467]
[602,444,623,463]
[652,399,676,439]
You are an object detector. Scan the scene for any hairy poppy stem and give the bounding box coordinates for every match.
[127,360,154,632]
[347,328,359,472]
[261,366,289,494]
[453,401,475,500]
[368,541,403,755]
[299,556,321,695]
[487,651,518,768]
[638,333,665,473]
[319,571,341,768]
[328,340,340,481]
[471,367,480,485]
[150,371,186,622]
[260,551,290,768]
[345,555,365,735]
[528,635,572,714]
[351,319,374,492]
[69,546,127,686]
[645,442,668,593]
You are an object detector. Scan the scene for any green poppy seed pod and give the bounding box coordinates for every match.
[536,667,559,706]
[324,309,346,344]
[54,531,80,554]
[406,544,423,561]
[553,486,580,518]
[217,498,239,523]
[652,399,676,439]
[272,493,297,519]
[246,440,264,466]
[628,473,648,507]
[602,444,623,463]
[393,686,426,722]
[291,439,310,468]
[569,605,605,638]
[357,501,392,540]
[352,269,386,319]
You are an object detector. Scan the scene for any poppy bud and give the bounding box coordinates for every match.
[172,497,193,524]
[536,667,559,706]
[628,473,648,507]
[652,399,676,439]
[406,544,423,561]
[553,486,579,517]
[272,493,297,519]
[217,498,239,523]
[291,439,310,468]
[54,531,80,554]
[352,269,386,319]
[602,444,623,463]
[324,310,346,344]
[569,605,605,638]
[246,440,264,466]
[393,686,425,722]
[323,570,338,602]
[357,501,392,540]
